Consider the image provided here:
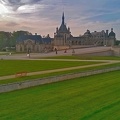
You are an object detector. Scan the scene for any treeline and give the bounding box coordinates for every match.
[0,31,32,51]
[115,40,120,45]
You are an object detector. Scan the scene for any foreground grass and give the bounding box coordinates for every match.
[0,71,120,120]
[0,60,99,76]
[0,62,120,85]
[42,55,120,60]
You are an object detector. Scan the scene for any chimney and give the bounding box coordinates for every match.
[106,30,108,37]
[111,28,113,32]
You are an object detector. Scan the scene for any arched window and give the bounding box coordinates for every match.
[64,34,67,43]
[20,46,22,52]
[79,41,81,45]
[72,41,74,45]
[76,41,78,45]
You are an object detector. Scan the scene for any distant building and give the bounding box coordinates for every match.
[54,12,116,50]
[54,12,72,50]
[16,12,116,52]
[16,33,53,52]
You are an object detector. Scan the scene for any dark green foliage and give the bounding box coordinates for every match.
[0,31,11,50]
[0,31,31,51]
[10,31,32,47]
[115,40,120,45]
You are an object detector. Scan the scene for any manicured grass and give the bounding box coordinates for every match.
[0,60,99,76]
[0,62,120,85]
[43,55,120,60]
[0,71,120,120]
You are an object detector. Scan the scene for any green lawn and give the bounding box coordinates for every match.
[42,55,120,60]
[0,62,120,85]
[0,60,100,76]
[0,71,120,120]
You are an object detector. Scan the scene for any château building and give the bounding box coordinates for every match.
[16,34,53,53]
[16,12,116,52]
[54,12,116,50]
[54,12,72,50]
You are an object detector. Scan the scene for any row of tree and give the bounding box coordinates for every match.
[0,31,31,51]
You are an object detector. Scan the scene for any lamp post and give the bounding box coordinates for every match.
[118,44,120,57]
[27,49,30,58]
[69,41,71,48]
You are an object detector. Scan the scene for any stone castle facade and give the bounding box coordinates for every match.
[16,13,116,52]
[16,34,53,53]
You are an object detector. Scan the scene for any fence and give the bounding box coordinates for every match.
[0,67,120,93]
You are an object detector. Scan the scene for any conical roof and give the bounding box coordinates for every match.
[58,12,69,33]
[59,24,68,32]
[109,28,115,37]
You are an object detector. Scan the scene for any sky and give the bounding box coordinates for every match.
[0,0,120,39]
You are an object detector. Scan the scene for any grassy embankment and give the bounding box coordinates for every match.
[0,70,120,120]
[41,55,120,60]
[0,56,120,84]
[0,62,120,85]
[0,60,100,76]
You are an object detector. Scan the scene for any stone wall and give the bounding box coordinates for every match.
[111,46,120,56]
[0,67,120,93]
[53,45,70,50]
[74,50,113,56]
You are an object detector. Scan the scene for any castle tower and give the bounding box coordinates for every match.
[54,12,71,50]
[107,28,116,46]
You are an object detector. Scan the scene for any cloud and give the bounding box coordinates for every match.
[0,0,120,39]
[6,21,19,26]
[0,0,42,11]
[83,11,120,23]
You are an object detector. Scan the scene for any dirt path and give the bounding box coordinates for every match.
[0,59,119,81]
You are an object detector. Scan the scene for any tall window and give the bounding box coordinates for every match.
[65,34,67,43]
[20,46,22,52]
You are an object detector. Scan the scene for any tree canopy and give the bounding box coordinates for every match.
[0,31,32,51]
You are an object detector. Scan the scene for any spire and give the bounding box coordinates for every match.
[111,28,113,32]
[58,12,68,32]
[62,12,65,25]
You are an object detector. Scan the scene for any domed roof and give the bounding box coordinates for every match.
[84,30,91,36]
[109,28,115,37]
[109,31,115,36]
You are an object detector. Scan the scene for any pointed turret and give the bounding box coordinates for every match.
[62,12,65,25]
[58,12,69,33]
[109,28,115,38]
[54,12,72,47]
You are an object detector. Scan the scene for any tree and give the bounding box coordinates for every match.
[10,31,32,47]
[0,30,32,51]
